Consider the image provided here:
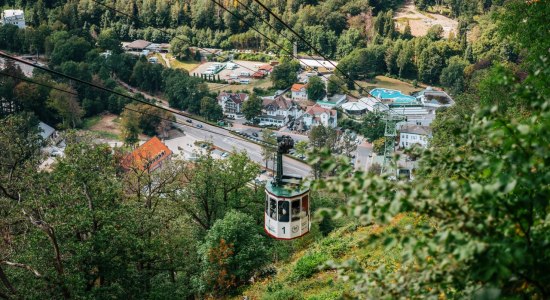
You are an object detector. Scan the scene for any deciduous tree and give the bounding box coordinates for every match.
[242,93,263,123]
[306,76,325,101]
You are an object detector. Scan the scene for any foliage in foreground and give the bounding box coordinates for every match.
[315,2,550,297]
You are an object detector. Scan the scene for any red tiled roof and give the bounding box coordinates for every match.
[305,104,337,117]
[291,83,306,92]
[122,137,172,171]
[258,64,273,71]
[252,71,265,78]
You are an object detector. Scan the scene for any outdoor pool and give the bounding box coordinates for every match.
[370,88,416,104]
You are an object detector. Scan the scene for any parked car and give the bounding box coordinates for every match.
[196,124,203,128]
[252,132,258,137]
[221,152,229,158]
[186,119,193,123]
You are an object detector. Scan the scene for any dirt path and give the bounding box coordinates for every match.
[394,0,458,39]
[160,53,171,68]
[89,113,121,136]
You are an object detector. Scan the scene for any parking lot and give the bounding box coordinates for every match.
[191,60,268,82]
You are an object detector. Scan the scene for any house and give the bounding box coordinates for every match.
[300,104,337,129]
[291,83,308,101]
[1,10,25,28]
[125,40,152,51]
[122,137,172,172]
[262,95,304,123]
[217,92,249,117]
[399,125,432,149]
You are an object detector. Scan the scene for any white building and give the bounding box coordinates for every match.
[291,83,308,101]
[399,125,432,149]
[217,92,249,117]
[300,104,337,129]
[260,95,304,127]
[1,9,25,28]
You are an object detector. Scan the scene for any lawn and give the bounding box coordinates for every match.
[90,130,120,140]
[152,53,167,67]
[207,78,273,93]
[166,54,201,72]
[357,75,426,95]
[82,115,102,129]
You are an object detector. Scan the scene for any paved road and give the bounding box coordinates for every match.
[355,141,373,171]
[171,115,311,177]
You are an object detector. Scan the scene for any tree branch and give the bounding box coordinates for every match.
[1,261,42,278]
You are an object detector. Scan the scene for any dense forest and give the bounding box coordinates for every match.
[1,0,549,299]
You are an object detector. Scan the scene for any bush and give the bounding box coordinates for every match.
[290,252,330,281]
[320,236,351,258]
[318,216,335,237]
[307,291,342,300]
[262,288,303,300]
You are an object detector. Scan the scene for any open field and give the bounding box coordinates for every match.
[166,54,201,71]
[394,0,458,38]
[207,77,273,93]
[87,113,122,141]
[357,75,426,95]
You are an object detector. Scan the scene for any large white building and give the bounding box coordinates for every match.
[1,10,26,28]
[399,125,432,149]
[300,104,337,129]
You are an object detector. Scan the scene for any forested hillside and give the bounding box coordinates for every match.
[0,0,549,299]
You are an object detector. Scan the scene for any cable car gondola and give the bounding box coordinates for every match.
[264,136,310,240]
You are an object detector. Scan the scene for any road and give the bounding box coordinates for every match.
[355,140,373,171]
[171,115,311,177]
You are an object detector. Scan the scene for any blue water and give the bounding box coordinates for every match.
[370,88,416,103]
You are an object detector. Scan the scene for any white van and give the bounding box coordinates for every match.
[239,79,250,84]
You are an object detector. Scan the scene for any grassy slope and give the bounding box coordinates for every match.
[358,75,426,95]
[237,213,420,300]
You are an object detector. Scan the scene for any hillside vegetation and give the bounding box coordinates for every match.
[238,213,422,299]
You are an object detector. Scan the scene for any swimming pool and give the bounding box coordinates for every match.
[370,88,416,104]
